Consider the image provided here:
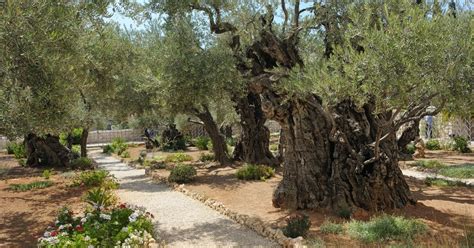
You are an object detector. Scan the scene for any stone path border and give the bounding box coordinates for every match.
[144,169,304,248]
[89,149,281,248]
[401,168,474,186]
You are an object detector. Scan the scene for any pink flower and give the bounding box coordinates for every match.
[76,225,84,232]
[51,231,58,237]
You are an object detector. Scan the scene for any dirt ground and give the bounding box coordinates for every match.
[150,150,474,247]
[0,153,87,248]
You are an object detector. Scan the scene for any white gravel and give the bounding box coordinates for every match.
[90,150,279,248]
[402,168,474,185]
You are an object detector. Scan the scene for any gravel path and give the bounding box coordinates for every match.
[89,150,278,248]
[401,168,474,186]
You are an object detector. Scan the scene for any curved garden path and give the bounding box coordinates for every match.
[89,149,278,248]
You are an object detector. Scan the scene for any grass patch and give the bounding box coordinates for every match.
[199,153,215,162]
[236,164,275,181]
[165,153,193,163]
[9,180,53,191]
[438,164,474,179]
[320,221,344,234]
[414,160,446,169]
[424,177,469,187]
[347,215,427,243]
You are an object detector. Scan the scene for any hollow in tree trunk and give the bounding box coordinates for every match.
[267,97,414,211]
[232,93,278,166]
[80,128,89,157]
[195,107,232,165]
[397,120,420,160]
[25,133,72,167]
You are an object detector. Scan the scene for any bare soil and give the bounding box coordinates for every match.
[151,150,474,247]
[0,154,87,248]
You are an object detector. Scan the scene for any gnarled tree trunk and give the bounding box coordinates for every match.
[233,93,278,166]
[196,107,232,165]
[268,97,414,211]
[25,133,72,167]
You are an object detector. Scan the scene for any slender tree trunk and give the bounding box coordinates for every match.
[80,128,89,157]
[25,133,71,167]
[269,97,414,211]
[233,93,278,166]
[66,133,73,150]
[196,107,232,165]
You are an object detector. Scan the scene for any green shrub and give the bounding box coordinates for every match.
[414,160,446,169]
[347,215,427,242]
[38,204,156,247]
[199,153,215,162]
[73,170,118,189]
[18,158,27,167]
[438,164,474,179]
[336,207,352,219]
[207,140,213,151]
[111,138,128,155]
[165,153,193,163]
[70,157,94,170]
[9,181,53,191]
[236,164,275,181]
[42,170,52,180]
[405,143,416,154]
[168,164,197,183]
[320,221,344,234]
[424,177,469,187]
[425,139,441,150]
[71,145,81,156]
[283,214,311,238]
[84,187,116,208]
[8,142,26,159]
[59,128,83,146]
[120,151,130,158]
[195,136,210,150]
[102,144,113,154]
[452,136,471,153]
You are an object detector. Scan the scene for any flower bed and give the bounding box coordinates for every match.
[38,204,157,247]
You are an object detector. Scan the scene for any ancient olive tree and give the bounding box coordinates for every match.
[150,0,472,211]
[146,16,243,165]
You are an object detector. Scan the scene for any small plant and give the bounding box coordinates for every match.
[103,144,114,154]
[320,220,344,234]
[424,177,469,187]
[9,181,53,191]
[199,153,215,162]
[111,138,128,155]
[71,145,81,156]
[8,142,26,159]
[438,164,474,179]
[84,187,116,208]
[269,143,279,152]
[42,170,52,179]
[405,143,416,154]
[236,164,275,181]
[18,158,27,167]
[460,229,474,248]
[120,151,130,158]
[168,164,197,183]
[73,170,118,189]
[165,153,193,163]
[336,207,352,219]
[70,157,94,170]
[226,137,236,147]
[283,214,311,238]
[347,214,427,242]
[414,160,446,169]
[452,136,471,153]
[195,136,210,150]
[425,139,441,150]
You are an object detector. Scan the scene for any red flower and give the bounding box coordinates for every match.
[76,225,84,232]
[119,203,126,209]
[51,231,58,237]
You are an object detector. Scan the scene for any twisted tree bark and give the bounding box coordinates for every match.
[25,133,72,167]
[233,92,278,166]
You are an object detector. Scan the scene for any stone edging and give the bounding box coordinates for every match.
[143,168,304,248]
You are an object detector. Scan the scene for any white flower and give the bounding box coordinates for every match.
[100,213,111,220]
[128,212,139,222]
[43,231,51,238]
[87,245,94,248]
[81,217,87,223]
[55,220,60,225]
[58,225,65,230]
[84,236,91,241]
[121,227,128,232]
